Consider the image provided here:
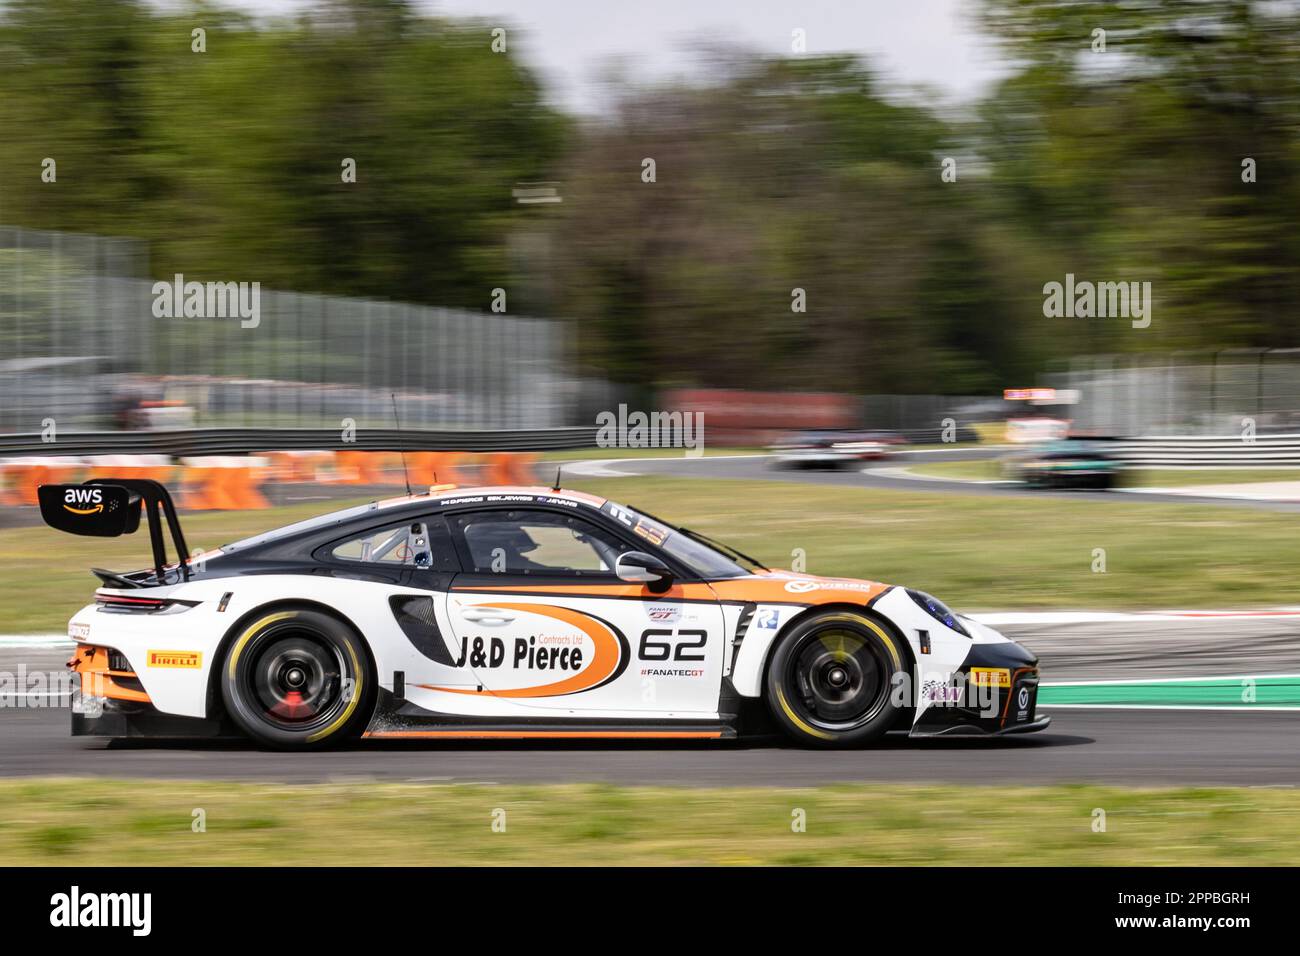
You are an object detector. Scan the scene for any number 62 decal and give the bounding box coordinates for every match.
[638,628,707,662]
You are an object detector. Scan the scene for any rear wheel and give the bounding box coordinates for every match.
[221,608,373,750]
[765,610,906,747]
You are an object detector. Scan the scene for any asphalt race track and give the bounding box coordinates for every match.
[2,638,1297,786]
[2,694,1297,787]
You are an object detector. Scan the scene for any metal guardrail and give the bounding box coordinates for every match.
[1114,434,1300,467]
[0,427,599,458]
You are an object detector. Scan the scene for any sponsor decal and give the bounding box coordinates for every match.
[782,578,879,594]
[755,608,780,629]
[1016,684,1031,720]
[970,667,1011,688]
[454,634,585,672]
[922,679,963,705]
[646,605,680,624]
[632,518,668,546]
[146,650,202,669]
[61,487,104,515]
[68,622,91,641]
[640,667,705,679]
[425,603,629,698]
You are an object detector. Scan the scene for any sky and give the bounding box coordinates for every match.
[209,0,1012,113]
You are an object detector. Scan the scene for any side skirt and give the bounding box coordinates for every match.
[363,690,739,740]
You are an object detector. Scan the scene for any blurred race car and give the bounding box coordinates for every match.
[41,478,1048,749]
[1004,438,1123,490]
[770,430,903,469]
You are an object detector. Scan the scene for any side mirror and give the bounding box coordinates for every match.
[615,550,674,593]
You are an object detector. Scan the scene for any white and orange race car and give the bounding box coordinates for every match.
[41,479,1048,749]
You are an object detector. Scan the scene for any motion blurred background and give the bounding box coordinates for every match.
[4,3,1300,869]
[0,0,1298,439]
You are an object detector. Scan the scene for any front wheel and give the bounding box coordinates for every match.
[765,610,906,747]
[221,608,373,750]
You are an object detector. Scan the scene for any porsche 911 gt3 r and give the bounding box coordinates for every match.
[41,478,1049,749]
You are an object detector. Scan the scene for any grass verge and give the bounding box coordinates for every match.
[576,475,1300,610]
[4,778,1298,865]
[910,459,1300,488]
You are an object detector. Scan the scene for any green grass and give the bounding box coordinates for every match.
[9,471,1300,633]
[910,459,1300,487]
[574,475,1300,611]
[2,778,1297,865]
[1131,468,1300,487]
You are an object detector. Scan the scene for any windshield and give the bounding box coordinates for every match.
[601,500,748,579]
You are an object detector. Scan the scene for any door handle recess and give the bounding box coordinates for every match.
[461,607,515,625]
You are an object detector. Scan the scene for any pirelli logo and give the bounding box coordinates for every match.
[969,667,1011,688]
[147,650,202,669]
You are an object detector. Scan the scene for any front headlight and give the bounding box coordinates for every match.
[906,588,970,637]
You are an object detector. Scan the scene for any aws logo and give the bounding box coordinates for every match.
[62,487,104,515]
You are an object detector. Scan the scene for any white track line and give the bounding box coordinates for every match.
[1042,673,1300,687]
[864,465,1014,485]
[1038,703,1300,712]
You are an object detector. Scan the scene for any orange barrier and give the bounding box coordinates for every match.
[407,452,467,487]
[483,451,538,486]
[261,450,334,483]
[0,458,85,505]
[3,450,540,511]
[179,456,271,511]
[84,455,175,485]
[333,450,398,485]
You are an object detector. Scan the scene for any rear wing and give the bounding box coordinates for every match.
[37,479,192,582]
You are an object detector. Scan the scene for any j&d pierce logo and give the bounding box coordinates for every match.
[62,487,104,515]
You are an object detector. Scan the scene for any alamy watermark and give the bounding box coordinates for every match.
[1042,274,1151,329]
[152,273,260,328]
[595,404,704,457]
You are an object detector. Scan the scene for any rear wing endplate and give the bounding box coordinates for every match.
[37,479,191,582]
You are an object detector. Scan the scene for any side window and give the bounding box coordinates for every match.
[454,509,633,576]
[329,516,457,571]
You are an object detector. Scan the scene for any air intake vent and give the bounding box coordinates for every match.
[389,595,455,665]
[731,602,757,673]
[734,603,757,648]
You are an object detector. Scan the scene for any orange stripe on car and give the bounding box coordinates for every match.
[417,603,624,698]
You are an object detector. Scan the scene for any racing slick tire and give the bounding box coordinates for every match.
[220,607,374,750]
[765,609,907,747]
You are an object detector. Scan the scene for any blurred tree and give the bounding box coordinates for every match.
[1,0,1296,396]
[0,0,567,307]
[547,56,1026,393]
[977,0,1300,354]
